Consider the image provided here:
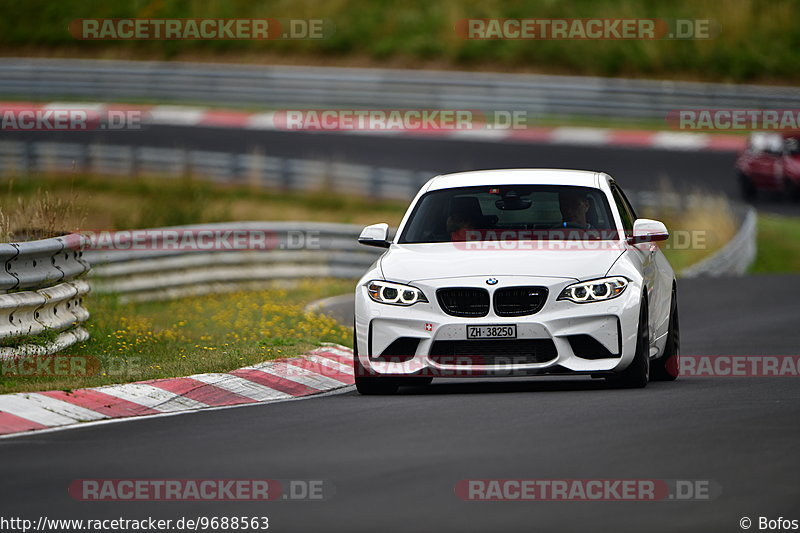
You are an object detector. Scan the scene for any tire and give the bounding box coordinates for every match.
[353,325,399,395]
[607,297,649,389]
[739,172,757,201]
[784,178,800,202]
[355,374,400,395]
[651,287,680,382]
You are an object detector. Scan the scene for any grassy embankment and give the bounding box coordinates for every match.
[1,280,353,394]
[0,0,797,84]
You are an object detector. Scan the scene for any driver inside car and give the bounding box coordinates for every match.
[559,190,593,229]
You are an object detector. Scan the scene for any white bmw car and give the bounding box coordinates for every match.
[353,169,679,394]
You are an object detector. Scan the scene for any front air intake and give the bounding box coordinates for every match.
[436,288,490,317]
[493,286,548,317]
[567,335,620,359]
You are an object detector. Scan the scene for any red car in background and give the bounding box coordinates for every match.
[736,132,800,201]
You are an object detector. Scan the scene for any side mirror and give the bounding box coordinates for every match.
[628,219,669,245]
[358,223,391,248]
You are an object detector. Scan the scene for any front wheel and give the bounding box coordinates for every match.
[354,354,400,395]
[355,375,400,395]
[607,298,649,389]
[651,288,680,381]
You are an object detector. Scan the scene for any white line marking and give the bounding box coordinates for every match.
[148,105,207,126]
[248,361,345,390]
[448,129,512,141]
[550,127,611,145]
[42,102,107,112]
[650,132,709,150]
[315,345,353,357]
[94,383,208,412]
[0,393,107,426]
[304,354,354,375]
[189,373,292,402]
[247,112,278,130]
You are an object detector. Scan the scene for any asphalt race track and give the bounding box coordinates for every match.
[5,124,800,215]
[1,273,798,533]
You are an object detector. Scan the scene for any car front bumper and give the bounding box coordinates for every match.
[354,275,642,378]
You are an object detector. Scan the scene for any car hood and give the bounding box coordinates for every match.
[379,243,625,283]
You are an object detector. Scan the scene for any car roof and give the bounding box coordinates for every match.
[425,169,602,191]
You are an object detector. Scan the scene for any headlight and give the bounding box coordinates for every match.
[367,280,428,306]
[557,277,628,303]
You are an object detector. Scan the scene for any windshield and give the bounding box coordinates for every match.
[398,185,618,243]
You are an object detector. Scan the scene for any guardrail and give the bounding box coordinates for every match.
[1,58,798,120]
[680,207,757,278]
[0,236,91,357]
[632,190,757,277]
[0,140,436,201]
[84,222,381,302]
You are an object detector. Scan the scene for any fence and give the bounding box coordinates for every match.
[1,58,799,120]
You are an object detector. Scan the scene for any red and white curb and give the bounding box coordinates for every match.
[1,101,746,152]
[0,344,354,438]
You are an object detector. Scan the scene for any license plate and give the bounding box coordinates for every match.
[466,325,517,339]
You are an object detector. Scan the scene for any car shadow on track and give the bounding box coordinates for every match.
[390,378,632,395]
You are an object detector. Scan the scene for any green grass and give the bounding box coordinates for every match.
[751,214,800,273]
[0,0,798,84]
[0,279,355,394]
[0,328,61,348]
